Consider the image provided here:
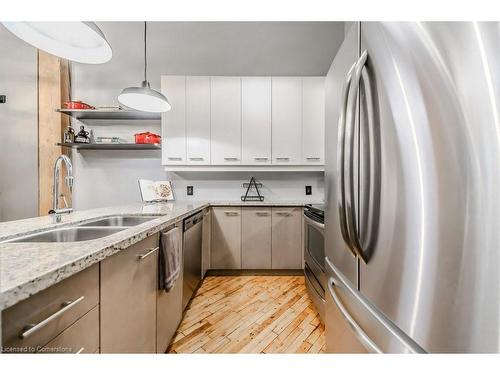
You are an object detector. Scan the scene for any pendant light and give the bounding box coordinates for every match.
[117,22,171,113]
[1,22,112,64]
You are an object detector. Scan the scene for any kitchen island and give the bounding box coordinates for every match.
[0,200,320,353]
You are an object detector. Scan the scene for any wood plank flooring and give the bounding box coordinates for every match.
[168,275,325,354]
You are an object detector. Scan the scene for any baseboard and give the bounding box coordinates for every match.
[206,269,304,276]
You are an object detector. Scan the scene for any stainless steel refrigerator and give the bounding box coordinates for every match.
[325,22,500,353]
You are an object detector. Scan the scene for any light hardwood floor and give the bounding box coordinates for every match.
[168,275,326,354]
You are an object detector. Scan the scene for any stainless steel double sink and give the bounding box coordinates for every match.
[5,215,159,243]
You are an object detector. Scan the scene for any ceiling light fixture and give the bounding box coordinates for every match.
[117,22,170,113]
[1,22,112,64]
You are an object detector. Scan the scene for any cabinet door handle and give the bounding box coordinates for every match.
[19,296,85,339]
[275,157,290,161]
[189,157,204,161]
[254,157,269,161]
[224,211,239,216]
[224,157,239,161]
[137,247,159,260]
[255,211,270,216]
[275,212,291,216]
[76,347,85,354]
[306,157,321,161]
[168,157,183,161]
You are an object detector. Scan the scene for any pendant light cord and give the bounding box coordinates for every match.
[144,21,147,82]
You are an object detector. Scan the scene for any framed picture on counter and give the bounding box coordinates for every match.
[138,179,175,202]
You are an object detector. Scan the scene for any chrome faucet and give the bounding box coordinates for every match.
[49,154,74,221]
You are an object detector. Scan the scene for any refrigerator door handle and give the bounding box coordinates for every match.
[337,61,357,255]
[327,276,382,353]
[345,50,375,263]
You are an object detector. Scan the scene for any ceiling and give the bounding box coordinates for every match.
[72,21,345,104]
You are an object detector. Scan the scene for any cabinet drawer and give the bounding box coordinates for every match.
[2,263,99,351]
[40,305,99,354]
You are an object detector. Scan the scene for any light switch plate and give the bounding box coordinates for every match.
[305,186,312,195]
[0,95,6,104]
[187,186,194,196]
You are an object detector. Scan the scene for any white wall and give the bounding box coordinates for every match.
[71,22,345,208]
[0,26,38,221]
[167,172,324,203]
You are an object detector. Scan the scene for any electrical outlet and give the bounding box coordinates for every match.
[305,186,312,195]
[0,95,6,104]
[187,186,194,196]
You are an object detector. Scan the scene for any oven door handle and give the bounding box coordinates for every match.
[303,214,325,231]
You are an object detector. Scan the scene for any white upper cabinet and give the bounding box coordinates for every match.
[161,76,186,165]
[241,77,272,165]
[186,76,211,165]
[210,77,241,165]
[302,77,325,164]
[161,75,324,169]
[271,77,302,164]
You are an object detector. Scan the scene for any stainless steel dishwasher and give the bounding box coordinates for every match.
[182,210,203,310]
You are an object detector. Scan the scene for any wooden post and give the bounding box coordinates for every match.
[38,51,71,216]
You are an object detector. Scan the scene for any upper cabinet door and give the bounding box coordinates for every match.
[186,76,211,165]
[272,77,302,164]
[241,77,272,165]
[161,76,186,165]
[302,77,325,164]
[211,77,241,165]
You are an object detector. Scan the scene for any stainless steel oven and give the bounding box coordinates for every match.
[303,204,325,322]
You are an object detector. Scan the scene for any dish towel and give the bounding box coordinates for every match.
[158,226,181,292]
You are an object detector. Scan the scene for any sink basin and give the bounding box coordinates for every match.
[7,227,126,243]
[79,215,158,227]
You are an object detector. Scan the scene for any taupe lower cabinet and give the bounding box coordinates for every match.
[271,207,303,269]
[211,207,242,269]
[242,207,272,269]
[210,206,303,271]
[100,234,159,353]
[157,227,183,354]
[1,263,99,353]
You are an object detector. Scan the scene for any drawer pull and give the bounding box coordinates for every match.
[306,157,321,161]
[224,211,239,216]
[275,212,292,216]
[276,157,290,161]
[137,247,159,260]
[76,347,85,354]
[254,157,269,161]
[255,211,270,216]
[224,157,239,161]
[20,296,85,339]
[189,157,204,161]
[168,157,183,161]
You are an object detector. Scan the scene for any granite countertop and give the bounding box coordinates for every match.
[0,200,320,311]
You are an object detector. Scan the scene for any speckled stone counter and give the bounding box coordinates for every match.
[0,200,320,311]
[0,202,209,311]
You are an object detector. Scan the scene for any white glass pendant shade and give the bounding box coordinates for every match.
[2,21,112,64]
[118,80,171,113]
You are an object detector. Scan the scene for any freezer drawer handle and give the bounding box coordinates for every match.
[327,277,382,353]
[19,296,85,339]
